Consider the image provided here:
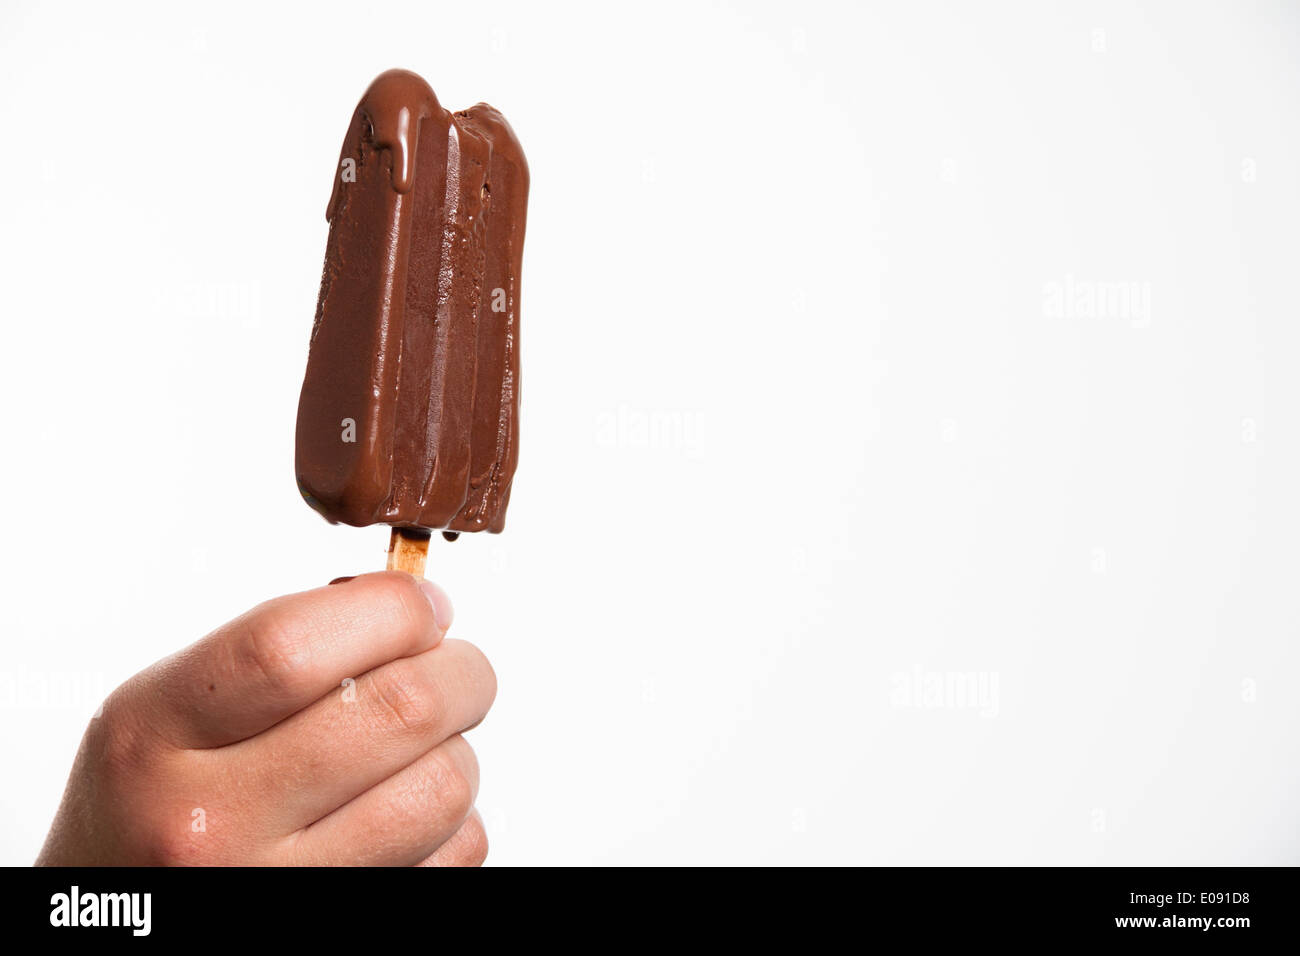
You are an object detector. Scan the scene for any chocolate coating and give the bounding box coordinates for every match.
[296,70,528,533]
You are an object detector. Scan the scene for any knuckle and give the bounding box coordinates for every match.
[425,743,476,824]
[367,663,442,735]
[238,607,313,698]
[383,778,439,836]
[373,572,435,640]
[382,760,472,848]
[456,815,489,867]
[147,819,244,867]
[436,762,475,822]
[146,821,207,866]
[92,685,162,778]
[458,640,499,704]
[145,803,270,867]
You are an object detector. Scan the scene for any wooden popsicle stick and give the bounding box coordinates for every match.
[387,527,431,578]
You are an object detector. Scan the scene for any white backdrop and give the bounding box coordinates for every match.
[1,0,1297,865]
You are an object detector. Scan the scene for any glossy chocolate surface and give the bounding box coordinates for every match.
[296,70,528,533]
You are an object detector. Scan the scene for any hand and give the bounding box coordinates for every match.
[36,572,495,866]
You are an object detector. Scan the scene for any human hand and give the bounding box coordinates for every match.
[37,572,494,866]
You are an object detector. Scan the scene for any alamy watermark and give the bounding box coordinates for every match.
[595,403,704,455]
[1043,274,1151,329]
[890,667,1000,717]
[152,281,262,329]
[0,667,108,717]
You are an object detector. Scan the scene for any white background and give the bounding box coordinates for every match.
[1,0,1297,865]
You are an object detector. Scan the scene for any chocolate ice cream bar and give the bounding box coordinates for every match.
[295,69,528,555]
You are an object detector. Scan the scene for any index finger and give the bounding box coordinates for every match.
[126,571,453,749]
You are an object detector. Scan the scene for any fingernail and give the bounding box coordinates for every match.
[419,579,454,632]
[328,575,356,586]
